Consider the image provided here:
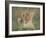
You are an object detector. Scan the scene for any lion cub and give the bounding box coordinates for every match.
[21,12,35,30]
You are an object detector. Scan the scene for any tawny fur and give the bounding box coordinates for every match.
[15,10,35,30]
[21,12,35,30]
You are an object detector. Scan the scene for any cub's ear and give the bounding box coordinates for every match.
[30,12,35,17]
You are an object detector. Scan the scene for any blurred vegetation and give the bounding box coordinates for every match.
[12,7,40,31]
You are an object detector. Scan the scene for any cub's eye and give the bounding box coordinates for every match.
[23,14,24,17]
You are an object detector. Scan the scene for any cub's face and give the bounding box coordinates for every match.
[21,12,33,22]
